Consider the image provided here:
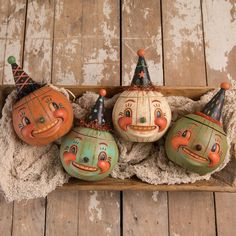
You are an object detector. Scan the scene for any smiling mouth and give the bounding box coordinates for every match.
[182,147,208,163]
[32,118,62,136]
[72,162,98,172]
[129,125,156,131]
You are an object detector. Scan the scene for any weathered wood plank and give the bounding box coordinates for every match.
[52,0,120,85]
[3,0,26,84]
[162,0,206,86]
[122,0,163,85]
[123,191,168,236]
[169,192,216,236]
[0,194,13,236]
[78,191,120,236]
[202,0,236,86]
[12,198,45,236]
[0,0,9,84]
[23,0,54,83]
[46,191,79,236]
[46,190,120,236]
[215,193,236,236]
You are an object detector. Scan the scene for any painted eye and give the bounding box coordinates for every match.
[155,109,162,118]
[211,143,220,153]
[22,117,31,126]
[49,102,59,111]
[69,145,78,155]
[124,108,132,117]
[98,151,107,161]
[182,130,191,139]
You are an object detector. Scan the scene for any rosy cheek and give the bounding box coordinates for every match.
[54,108,68,121]
[63,152,76,165]
[171,136,190,150]
[118,116,132,131]
[155,117,167,132]
[208,152,220,167]
[98,160,110,173]
[21,124,35,138]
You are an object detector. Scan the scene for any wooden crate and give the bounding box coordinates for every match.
[1,85,236,192]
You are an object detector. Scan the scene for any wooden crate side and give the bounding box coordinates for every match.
[59,177,236,192]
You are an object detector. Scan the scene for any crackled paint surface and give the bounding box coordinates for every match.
[203,0,236,85]
[2,0,26,84]
[122,0,163,85]
[53,0,119,85]
[162,0,206,86]
[23,0,54,84]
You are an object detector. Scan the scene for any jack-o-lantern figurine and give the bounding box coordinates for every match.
[112,49,171,142]
[8,56,73,146]
[60,89,119,181]
[165,83,230,175]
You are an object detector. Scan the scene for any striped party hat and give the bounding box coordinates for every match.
[7,56,42,100]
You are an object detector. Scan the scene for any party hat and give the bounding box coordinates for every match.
[8,56,41,100]
[131,49,152,87]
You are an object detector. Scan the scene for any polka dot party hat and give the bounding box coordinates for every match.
[131,49,152,88]
[196,82,230,126]
[78,89,110,131]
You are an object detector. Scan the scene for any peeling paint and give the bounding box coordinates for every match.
[103,0,112,19]
[203,0,236,73]
[55,0,64,20]
[166,0,203,63]
[88,191,102,222]
[143,8,150,20]
[152,191,159,202]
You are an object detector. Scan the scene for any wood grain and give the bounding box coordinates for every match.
[0,0,9,84]
[3,0,26,84]
[12,198,45,236]
[46,191,79,236]
[52,0,120,85]
[122,0,163,85]
[78,191,120,236]
[59,177,236,192]
[23,0,54,83]
[123,191,168,236]
[215,193,236,236]
[46,190,120,236]
[0,194,13,236]
[202,0,236,86]
[169,192,216,236]
[162,0,206,86]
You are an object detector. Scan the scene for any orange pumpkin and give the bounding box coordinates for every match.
[12,86,73,146]
[7,56,73,146]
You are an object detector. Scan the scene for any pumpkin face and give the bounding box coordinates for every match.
[12,86,73,146]
[112,90,171,142]
[165,114,228,175]
[60,127,118,181]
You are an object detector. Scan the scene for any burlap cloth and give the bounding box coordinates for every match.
[0,82,236,202]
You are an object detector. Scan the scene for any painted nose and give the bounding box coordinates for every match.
[139,117,146,123]
[195,144,202,151]
[38,116,45,124]
[83,157,89,163]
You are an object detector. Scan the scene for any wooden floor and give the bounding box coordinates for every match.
[1,0,236,235]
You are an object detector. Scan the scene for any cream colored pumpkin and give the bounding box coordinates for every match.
[112,90,171,142]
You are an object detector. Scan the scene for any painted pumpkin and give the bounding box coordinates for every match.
[165,83,230,175]
[8,56,73,146]
[112,49,171,142]
[112,90,171,142]
[12,86,73,146]
[60,127,118,181]
[60,89,119,181]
